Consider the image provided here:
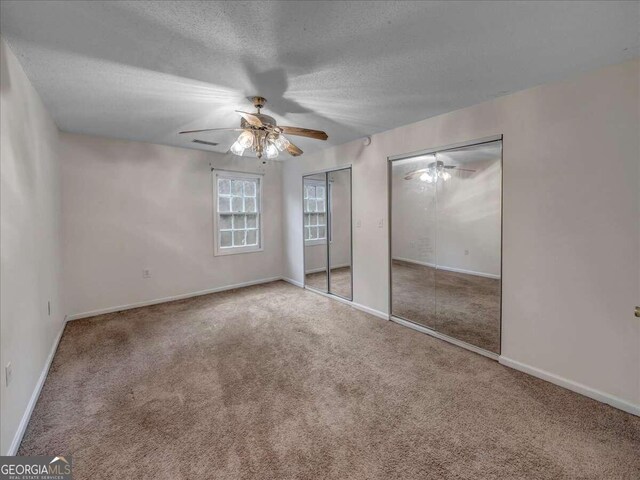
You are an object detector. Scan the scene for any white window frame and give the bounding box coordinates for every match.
[304,179,329,246]
[213,170,264,256]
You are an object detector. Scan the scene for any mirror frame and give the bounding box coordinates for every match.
[302,166,353,301]
[387,135,503,359]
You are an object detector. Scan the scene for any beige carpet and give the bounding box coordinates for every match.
[392,260,501,353]
[19,281,639,479]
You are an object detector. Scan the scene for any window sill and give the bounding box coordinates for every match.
[305,239,328,246]
[214,246,264,257]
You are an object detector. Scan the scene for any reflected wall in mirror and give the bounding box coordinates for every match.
[391,157,437,329]
[303,173,328,292]
[327,168,352,300]
[390,139,502,354]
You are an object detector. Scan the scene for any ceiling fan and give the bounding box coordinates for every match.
[179,96,328,160]
[404,160,476,183]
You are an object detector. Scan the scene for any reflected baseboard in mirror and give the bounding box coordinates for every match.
[306,268,329,292]
[305,266,351,298]
[389,136,502,356]
[392,259,500,353]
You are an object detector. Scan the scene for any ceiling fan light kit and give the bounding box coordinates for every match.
[180,96,328,161]
[405,157,475,183]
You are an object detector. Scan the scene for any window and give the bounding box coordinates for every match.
[304,180,327,245]
[214,171,262,255]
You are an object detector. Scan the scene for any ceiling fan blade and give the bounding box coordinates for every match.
[236,111,263,127]
[286,141,303,156]
[279,126,328,141]
[403,168,428,180]
[442,165,476,172]
[179,127,244,135]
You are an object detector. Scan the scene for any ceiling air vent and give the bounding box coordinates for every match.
[192,139,219,147]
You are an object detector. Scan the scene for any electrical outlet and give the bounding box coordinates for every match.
[143,269,151,279]
[464,249,470,256]
[5,362,12,387]
[356,220,362,228]
[378,219,384,228]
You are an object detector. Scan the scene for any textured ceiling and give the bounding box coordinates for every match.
[1,1,638,156]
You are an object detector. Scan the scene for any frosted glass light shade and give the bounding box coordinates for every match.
[273,134,290,151]
[237,130,254,149]
[230,141,245,156]
[265,142,279,159]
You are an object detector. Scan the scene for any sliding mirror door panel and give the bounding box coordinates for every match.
[328,168,352,300]
[433,141,502,353]
[391,156,437,329]
[390,138,502,355]
[303,173,329,292]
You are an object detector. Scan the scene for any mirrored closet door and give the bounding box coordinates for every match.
[390,137,502,355]
[303,167,353,300]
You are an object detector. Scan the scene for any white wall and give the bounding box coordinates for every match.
[391,156,502,278]
[283,60,640,409]
[0,39,64,454]
[60,133,283,317]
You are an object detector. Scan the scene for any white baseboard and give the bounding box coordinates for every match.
[11,279,636,459]
[393,257,500,279]
[499,356,640,417]
[350,301,388,320]
[304,267,327,274]
[66,276,283,321]
[393,257,436,268]
[390,315,499,360]
[303,285,388,320]
[304,263,351,275]
[7,323,66,456]
[281,277,304,288]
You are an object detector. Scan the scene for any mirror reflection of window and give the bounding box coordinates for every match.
[303,173,329,292]
[304,181,327,244]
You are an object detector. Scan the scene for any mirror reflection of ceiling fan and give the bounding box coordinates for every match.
[404,158,476,183]
[179,96,328,160]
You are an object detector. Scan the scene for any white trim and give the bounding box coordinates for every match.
[66,276,282,321]
[304,238,327,247]
[350,300,388,320]
[303,163,352,177]
[305,266,328,274]
[304,263,351,275]
[393,257,436,268]
[304,286,388,320]
[390,315,499,360]
[281,277,304,288]
[7,323,66,456]
[499,356,640,417]
[393,257,501,279]
[213,171,263,257]
[388,135,503,162]
[210,167,265,177]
